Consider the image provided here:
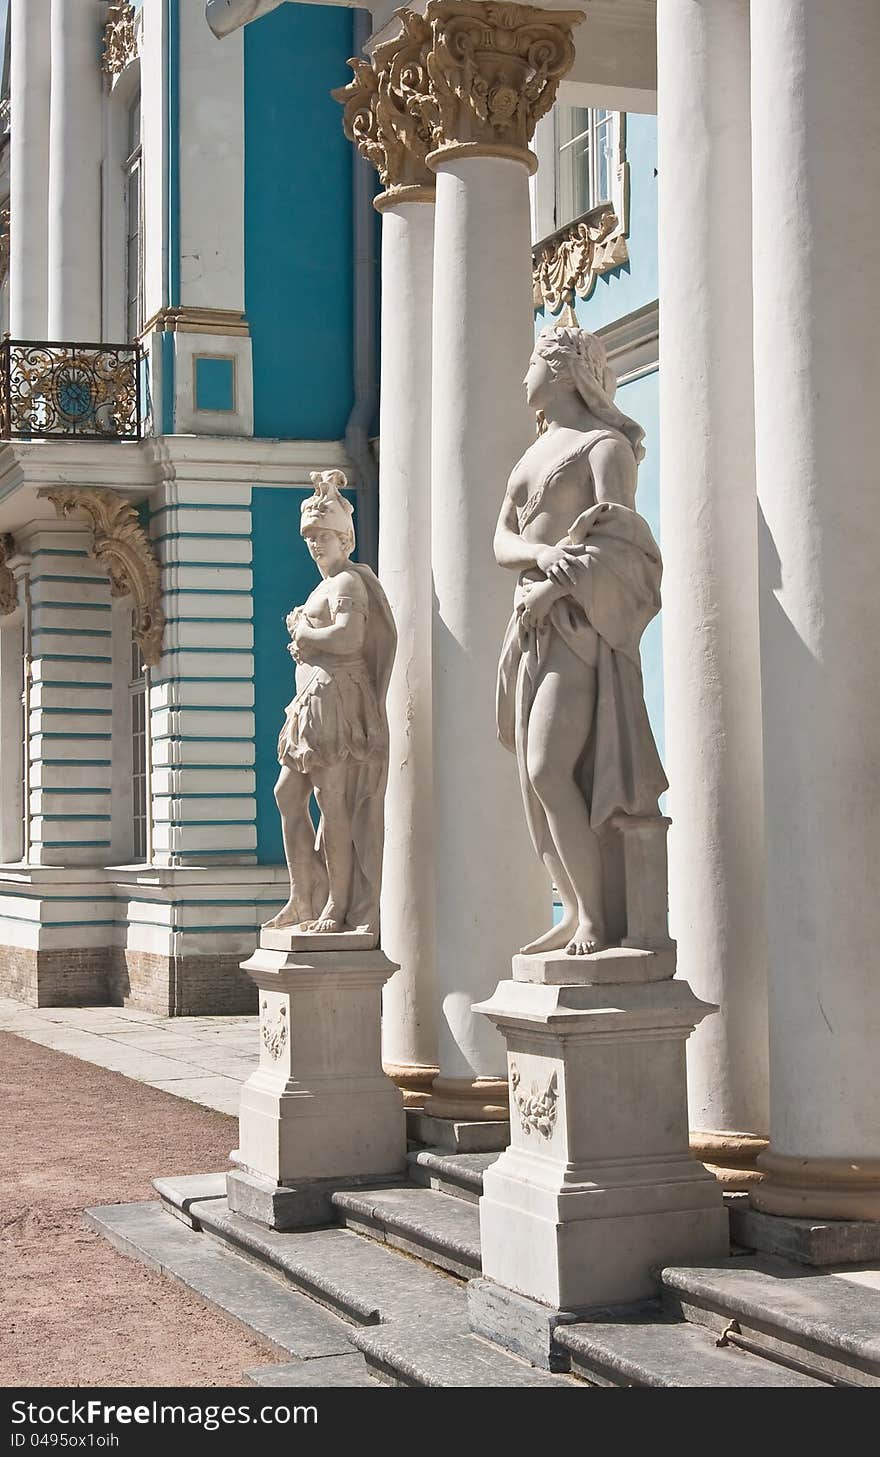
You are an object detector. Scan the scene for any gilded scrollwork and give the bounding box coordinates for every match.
[533,206,629,314]
[333,9,435,198]
[38,488,165,667]
[102,3,138,81]
[510,1062,559,1138]
[0,534,19,619]
[0,206,10,287]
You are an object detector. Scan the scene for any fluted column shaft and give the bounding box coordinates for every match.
[9,0,51,336]
[47,0,103,338]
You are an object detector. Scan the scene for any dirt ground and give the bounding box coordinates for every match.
[0,1029,282,1388]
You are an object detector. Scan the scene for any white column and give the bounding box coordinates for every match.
[750,0,880,1220]
[657,0,769,1187]
[376,192,440,1106]
[9,0,51,336]
[426,150,550,1116]
[47,0,103,338]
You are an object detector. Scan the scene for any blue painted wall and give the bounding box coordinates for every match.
[251,485,359,864]
[244,4,355,440]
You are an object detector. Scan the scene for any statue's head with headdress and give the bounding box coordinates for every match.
[526,324,646,463]
[300,469,356,571]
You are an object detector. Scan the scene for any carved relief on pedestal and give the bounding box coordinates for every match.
[333,9,436,205]
[533,205,629,314]
[511,1063,558,1138]
[0,534,19,618]
[102,3,139,82]
[420,1,584,166]
[38,487,165,666]
[261,1000,288,1061]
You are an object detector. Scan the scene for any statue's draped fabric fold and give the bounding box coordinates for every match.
[497,502,668,854]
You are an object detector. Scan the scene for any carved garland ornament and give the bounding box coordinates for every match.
[0,534,18,618]
[510,1063,558,1138]
[0,205,9,288]
[261,1000,288,1061]
[38,488,165,666]
[334,2,583,191]
[102,3,138,81]
[533,206,629,314]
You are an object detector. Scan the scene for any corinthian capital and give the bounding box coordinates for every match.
[423,1,584,166]
[333,9,436,206]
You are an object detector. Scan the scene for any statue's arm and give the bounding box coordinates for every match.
[294,574,367,656]
[494,492,541,572]
[590,436,637,511]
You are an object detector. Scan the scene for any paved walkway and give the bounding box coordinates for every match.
[0,997,258,1115]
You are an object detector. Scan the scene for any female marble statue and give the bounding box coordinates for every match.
[495,325,667,957]
[265,470,396,943]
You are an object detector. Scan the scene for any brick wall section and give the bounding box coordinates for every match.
[110,949,258,1016]
[0,946,110,1006]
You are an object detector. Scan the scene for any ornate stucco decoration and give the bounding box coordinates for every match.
[420,1,584,167]
[0,535,19,618]
[102,3,138,82]
[261,1000,288,1061]
[510,1063,558,1138]
[332,9,436,207]
[0,205,10,288]
[38,487,165,666]
[533,205,629,314]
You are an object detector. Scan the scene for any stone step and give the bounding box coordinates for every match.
[661,1256,880,1386]
[350,1320,579,1388]
[189,1195,468,1327]
[85,1201,357,1366]
[330,1184,482,1278]
[405,1148,498,1204]
[247,1356,384,1389]
[557,1316,830,1388]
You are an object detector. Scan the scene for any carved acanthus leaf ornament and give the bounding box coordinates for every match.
[102,3,138,81]
[0,534,18,618]
[533,206,629,313]
[421,1,584,162]
[333,9,435,197]
[38,488,165,666]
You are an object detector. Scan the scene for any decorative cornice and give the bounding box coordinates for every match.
[102,3,138,81]
[0,534,18,617]
[37,487,165,666]
[422,1,584,167]
[532,203,628,314]
[0,205,9,287]
[333,8,436,202]
[140,306,250,339]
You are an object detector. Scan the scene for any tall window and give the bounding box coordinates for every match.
[130,621,148,861]
[124,94,143,341]
[554,106,614,229]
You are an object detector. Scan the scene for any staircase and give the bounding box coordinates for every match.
[86,1148,880,1387]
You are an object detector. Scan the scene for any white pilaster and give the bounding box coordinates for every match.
[428,152,550,1108]
[9,0,51,337]
[47,0,103,339]
[749,0,880,1219]
[376,194,440,1102]
[657,0,769,1186]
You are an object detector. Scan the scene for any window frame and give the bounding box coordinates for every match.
[530,104,629,248]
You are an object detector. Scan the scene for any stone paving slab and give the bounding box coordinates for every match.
[247,1357,383,1389]
[192,1197,468,1326]
[86,1201,356,1363]
[147,1075,243,1115]
[557,1318,829,1387]
[331,1185,482,1278]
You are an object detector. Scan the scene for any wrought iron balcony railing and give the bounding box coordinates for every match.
[0,338,143,442]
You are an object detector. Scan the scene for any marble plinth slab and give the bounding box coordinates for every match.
[729,1204,880,1267]
[513,946,675,985]
[259,927,376,953]
[473,975,729,1311]
[235,935,405,1211]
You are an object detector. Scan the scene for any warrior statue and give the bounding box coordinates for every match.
[265,470,396,945]
[494,325,667,958]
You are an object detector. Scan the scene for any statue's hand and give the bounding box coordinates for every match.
[286,608,302,637]
[518,578,560,629]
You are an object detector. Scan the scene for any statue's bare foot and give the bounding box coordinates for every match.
[520,915,576,955]
[566,922,607,957]
[262,899,309,930]
[308,901,344,934]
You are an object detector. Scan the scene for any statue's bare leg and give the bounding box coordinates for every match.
[520,853,578,954]
[263,765,316,928]
[309,764,353,932]
[526,637,606,956]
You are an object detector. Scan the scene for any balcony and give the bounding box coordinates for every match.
[0,339,144,442]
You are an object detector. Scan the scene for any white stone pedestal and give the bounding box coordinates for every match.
[228,930,406,1228]
[473,955,728,1320]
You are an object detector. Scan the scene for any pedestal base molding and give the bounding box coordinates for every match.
[690,1130,770,1192]
[751,1150,880,1222]
[421,1075,510,1121]
[383,1062,440,1109]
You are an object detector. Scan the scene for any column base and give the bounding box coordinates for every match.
[226,1164,401,1232]
[751,1150,880,1222]
[475,968,729,1310]
[236,935,406,1202]
[690,1131,770,1192]
[421,1075,510,1121]
[383,1062,440,1110]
